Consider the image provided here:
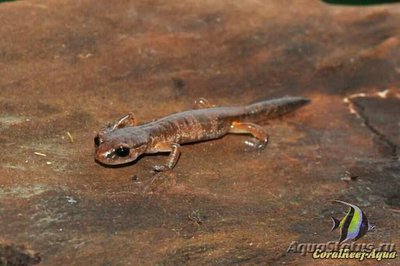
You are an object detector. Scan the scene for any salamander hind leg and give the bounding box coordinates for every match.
[152,143,181,172]
[229,122,268,150]
[193,97,215,109]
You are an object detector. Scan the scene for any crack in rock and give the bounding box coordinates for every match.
[0,243,41,266]
[343,89,399,159]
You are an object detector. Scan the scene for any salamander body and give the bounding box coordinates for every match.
[94,96,309,171]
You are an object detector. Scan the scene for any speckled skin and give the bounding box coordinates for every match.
[94,97,310,170]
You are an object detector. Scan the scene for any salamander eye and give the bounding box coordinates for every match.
[94,136,101,147]
[115,146,130,157]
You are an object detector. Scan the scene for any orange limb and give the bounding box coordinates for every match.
[104,112,137,133]
[152,142,181,171]
[229,121,268,149]
[193,97,214,109]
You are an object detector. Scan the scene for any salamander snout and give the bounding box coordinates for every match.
[94,129,149,165]
[95,144,137,165]
[94,140,147,166]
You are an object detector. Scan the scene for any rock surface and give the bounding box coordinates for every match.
[0,0,399,265]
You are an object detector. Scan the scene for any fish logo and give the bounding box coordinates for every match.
[331,200,375,243]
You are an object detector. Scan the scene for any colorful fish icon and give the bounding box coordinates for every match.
[331,200,375,243]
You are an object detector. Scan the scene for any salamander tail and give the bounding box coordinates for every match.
[244,96,310,122]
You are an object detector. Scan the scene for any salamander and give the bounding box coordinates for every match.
[94,96,310,171]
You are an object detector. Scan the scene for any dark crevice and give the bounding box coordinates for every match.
[351,99,398,159]
[0,243,41,266]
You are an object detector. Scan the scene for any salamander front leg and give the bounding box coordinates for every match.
[103,112,137,133]
[193,97,214,109]
[152,143,181,172]
[229,122,268,150]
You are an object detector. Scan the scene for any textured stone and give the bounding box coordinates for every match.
[0,0,399,265]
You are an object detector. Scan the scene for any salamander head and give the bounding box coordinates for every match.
[94,129,148,165]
